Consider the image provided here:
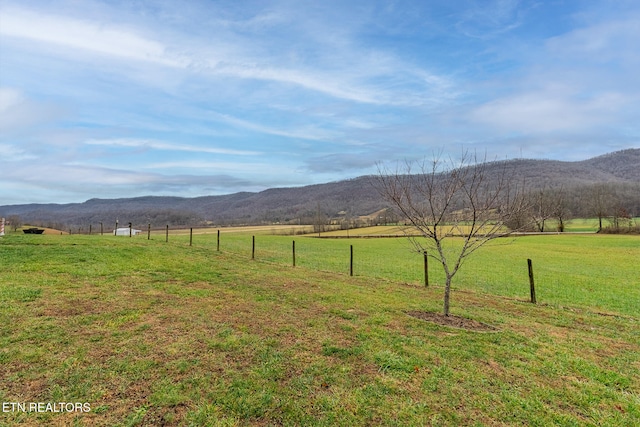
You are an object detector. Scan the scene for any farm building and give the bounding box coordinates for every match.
[113,227,142,236]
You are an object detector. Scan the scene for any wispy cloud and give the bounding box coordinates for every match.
[209,113,340,142]
[0,143,37,161]
[469,89,629,134]
[140,161,293,177]
[84,138,261,156]
[0,161,266,198]
[0,6,181,67]
[0,4,454,107]
[546,15,640,63]
[0,87,60,133]
[455,0,524,39]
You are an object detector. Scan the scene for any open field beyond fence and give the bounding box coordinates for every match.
[148,228,639,317]
[0,230,638,426]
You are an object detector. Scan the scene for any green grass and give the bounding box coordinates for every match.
[185,231,639,317]
[0,232,638,426]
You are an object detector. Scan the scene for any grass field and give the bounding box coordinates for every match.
[0,231,638,426]
[169,230,639,317]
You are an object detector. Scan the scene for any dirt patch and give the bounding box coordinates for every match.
[39,298,104,317]
[405,310,498,332]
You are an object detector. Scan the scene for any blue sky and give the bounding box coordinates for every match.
[1,0,638,205]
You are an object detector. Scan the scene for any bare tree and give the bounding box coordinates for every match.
[374,151,530,317]
[531,185,555,232]
[313,203,328,235]
[609,205,633,232]
[588,184,614,232]
[7,215,22,232]
[551,186,571,232]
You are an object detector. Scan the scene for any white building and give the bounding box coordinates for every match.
[113,227,142,236]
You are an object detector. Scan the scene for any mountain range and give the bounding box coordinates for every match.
[2,149,639,229]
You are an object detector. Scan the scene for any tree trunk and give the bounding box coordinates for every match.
[443,276,452,316]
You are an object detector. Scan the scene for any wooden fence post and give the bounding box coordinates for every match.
[100,222,103,235]
[217,229,220,251]
[89,224,92,235]
[148,223,151,240]
[166,225,169,243]
[424,251,429,287]
[190,228,193,246]
[252,236,255,260]
[292,240,296,267]
[129,222,132,238]
[528,258,536,304]
[350,245,354,276]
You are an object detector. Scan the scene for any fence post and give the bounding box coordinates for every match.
[89,224,92,235]
[292,240,296,267]
[528,258,536,304]
[350,245,354,276]
[217,229,220,251]
[252,236,255,260]
[115,220,118,236]
[424,251,429,287]
[148,223,151,240]
[100,222,103,236]
[190,228,193,246]
[166,225,169,243]
[129,222,132,238]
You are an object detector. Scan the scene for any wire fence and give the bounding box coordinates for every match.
[202,233,426,282]
[210,233,530,293]
[34,225,637,317]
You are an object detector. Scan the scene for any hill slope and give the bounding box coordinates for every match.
[1,149,638,228]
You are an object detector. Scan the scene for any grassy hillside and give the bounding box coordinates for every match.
[1,233,638,425]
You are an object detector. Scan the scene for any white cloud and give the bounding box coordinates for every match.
[0,87,60,133]
[141,160,287,174]
[469,89,628,134]
[455,0,524,39]
[466,8,640,137]
[546,16,640,63]
[0,87,23,112]
[0,6,183,67]
[84,138,261,156]
[0,5,454,107]
[1,162,149,186]
[209,113,340,142]
[0,143,37,161]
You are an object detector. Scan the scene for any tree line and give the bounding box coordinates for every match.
[509,182,639,233]
[5,180,638,234]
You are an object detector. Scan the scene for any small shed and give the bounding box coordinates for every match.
[113,227,142,236]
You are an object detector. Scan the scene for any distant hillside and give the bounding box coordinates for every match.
[2,149,639,230]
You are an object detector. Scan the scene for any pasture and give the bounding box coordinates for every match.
[0,229,638,426]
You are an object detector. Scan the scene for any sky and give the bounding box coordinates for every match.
[1,0,639,205]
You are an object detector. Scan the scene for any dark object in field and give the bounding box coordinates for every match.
[23,228,45,234]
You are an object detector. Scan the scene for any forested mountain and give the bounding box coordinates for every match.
[2,149,639,230]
